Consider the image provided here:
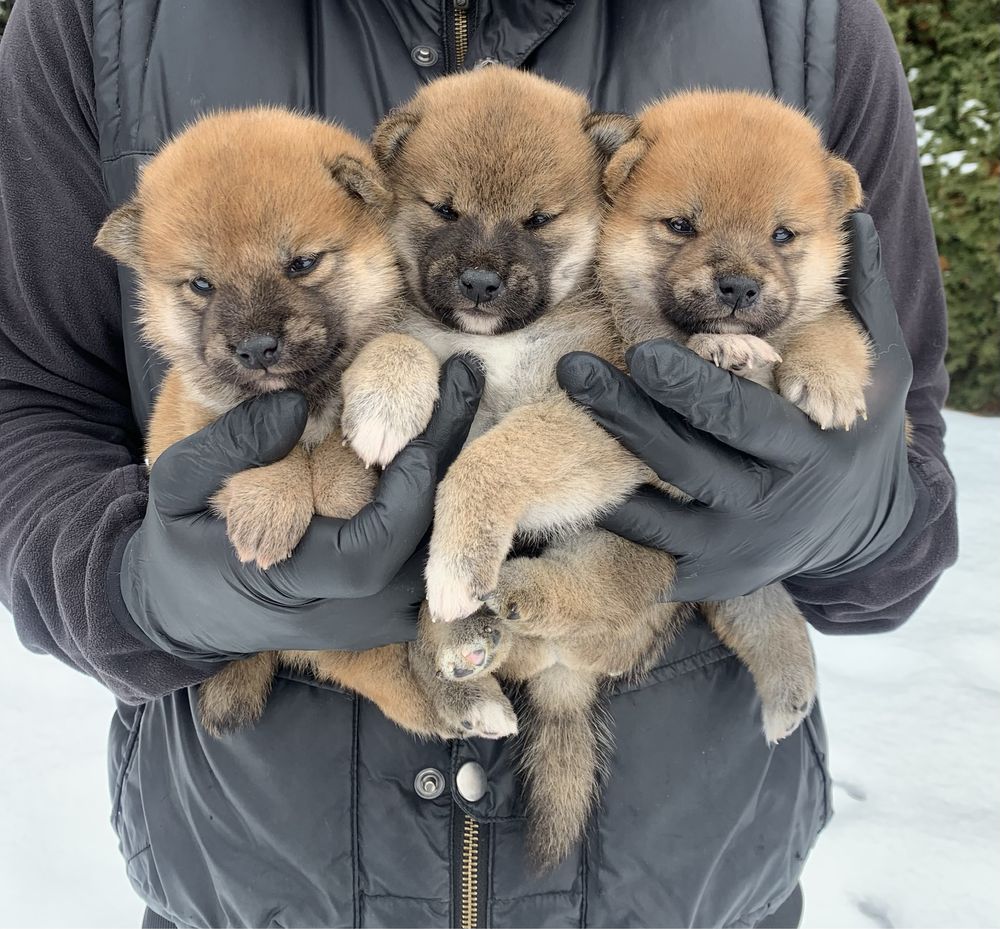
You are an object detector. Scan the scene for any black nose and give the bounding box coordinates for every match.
[715,275,761,311]
[235,334,281,370]
[459,268,504,304]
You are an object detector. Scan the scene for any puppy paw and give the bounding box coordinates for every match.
[437,675,519,740]
[214,469,313,569]
[758,669,817,745]
[425,530,510,623]
[777,368,868,431]
[688,333,782,374]
[431,608,511,682]
[341,335,440,468]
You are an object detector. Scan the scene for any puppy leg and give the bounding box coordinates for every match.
[774,307,873,430]
[434,530,676,681]
[198,652,279,737]
[425,396,650,621]
[341,333,441,467]
[702,584,817,744]
[213,445,314,569]
[310,428,378,519]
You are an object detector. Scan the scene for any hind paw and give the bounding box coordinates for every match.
[429,608,511,682]
[760,682,816,745]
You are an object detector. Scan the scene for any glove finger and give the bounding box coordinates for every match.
[152,391,308,517]
[417,354,485,479]
[558,352,771,509]
[599,485,704,553]
[842,212,913,404]
[621,341,813,467]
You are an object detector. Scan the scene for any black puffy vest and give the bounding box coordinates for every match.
[96,3,838,926]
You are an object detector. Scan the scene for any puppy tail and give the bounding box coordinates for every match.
[197,652,278,737]
[520,666,608,870]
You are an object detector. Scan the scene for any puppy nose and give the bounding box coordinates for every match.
[715,275,761,310]
[235,334,281,370]
[459,268,504,304]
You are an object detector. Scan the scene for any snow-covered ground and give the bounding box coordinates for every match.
[1,410,997,928]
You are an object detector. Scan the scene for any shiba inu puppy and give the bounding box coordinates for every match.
[95,107,517,742]
[339,66,690,869]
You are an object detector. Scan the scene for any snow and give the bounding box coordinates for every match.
[1,410,998,928]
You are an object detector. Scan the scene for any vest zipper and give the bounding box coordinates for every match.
[454,811,487,928]
[453,0,470,67]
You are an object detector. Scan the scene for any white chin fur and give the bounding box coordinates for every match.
[453,309,504,335]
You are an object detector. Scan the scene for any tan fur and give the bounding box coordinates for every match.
[99,108,517,742]
[340,68,690,870]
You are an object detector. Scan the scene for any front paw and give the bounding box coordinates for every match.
[425,528,511,622]
[777,367,868,431]
[341,337,440,468]
[214,471,313,569]
[688,333,782,373]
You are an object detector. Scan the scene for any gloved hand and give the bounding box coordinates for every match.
[115,355,483,663]
[557,213,915,602]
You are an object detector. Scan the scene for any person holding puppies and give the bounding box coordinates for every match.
[0,0,957,926]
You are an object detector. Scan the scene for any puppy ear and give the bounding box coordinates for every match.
[94,201,144,265]
[602,136,649,199]
[827,155,863,213]
[371,106,421,170]
[583,111,639,164]
[331,154,392,212]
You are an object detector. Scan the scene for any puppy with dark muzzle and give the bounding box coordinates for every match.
[95,107,517,741]
[339,66,692,870]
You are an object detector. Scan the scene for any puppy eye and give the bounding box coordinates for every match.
[431,202,460,221]
[772,227,796,244]
[189,277,214,294]
[663,217,696,236]
[524,212,555,229]
[287,254,321,277]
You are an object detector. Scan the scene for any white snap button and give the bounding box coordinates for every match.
[456,761,487,802]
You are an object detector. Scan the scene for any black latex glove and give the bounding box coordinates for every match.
[116,356,483,663]
[557,213,916,602]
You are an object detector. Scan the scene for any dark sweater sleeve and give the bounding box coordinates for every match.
[0,0,213,700]
[784,0,958,633]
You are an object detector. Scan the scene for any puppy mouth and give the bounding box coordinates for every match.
[658,290,786,338]
[212,340,345,393]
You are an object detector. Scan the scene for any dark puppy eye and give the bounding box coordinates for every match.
[431,202,460,221]
[664,217,696,236]
[189,277,214,294]
[772,227,796,244]
[287,254,321,276]
[524,212,555,229]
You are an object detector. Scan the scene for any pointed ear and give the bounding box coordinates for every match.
[331,154,392,212]
[94,201,144,265]
[371,106,421,170]
[583,111,640,165]
[827,155,863,213]
[602,136,649,199]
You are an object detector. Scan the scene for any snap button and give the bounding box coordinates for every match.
[411,45,439,68]
[454,0,470,8]
[414,767,445,800]
[456,761,487,802]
